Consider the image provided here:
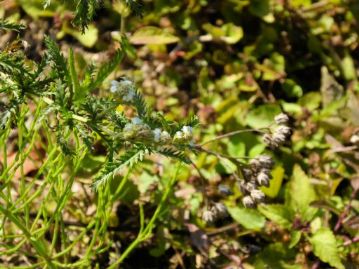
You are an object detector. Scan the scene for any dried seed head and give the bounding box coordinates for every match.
[276,125,291,136]
[202,209,215,223]
[242,168,253,180]
[250,189,265,202]
[275,113,289,125]
[257,170,270,187]
[262,133,272,145]
[245,182,257,192]
[213,203,227,217]
[243,196,256,208]
[272,132,286,144]
[257,155,274,169]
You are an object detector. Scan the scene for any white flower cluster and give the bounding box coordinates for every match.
[122,117,194,146]
[240,155,274,208]
[263,113,291,148]
[202,202,227,223]
[110,79,136,103]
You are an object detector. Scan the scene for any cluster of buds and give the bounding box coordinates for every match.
[263,113,291,149]
[110,79,137,103]
[123,117,153,141]
[122,117,195,147]
[202,202,227,223]
[240,155,274,208]
[174,126,193,143]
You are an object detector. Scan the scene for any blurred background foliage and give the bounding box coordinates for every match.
[1,0,358,268]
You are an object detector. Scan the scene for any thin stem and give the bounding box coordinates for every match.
[107,163,181,268]
[200,128,268,146]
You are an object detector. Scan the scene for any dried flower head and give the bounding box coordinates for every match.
[275,113,289,125]
[250,189,265,202]
[243,196,255,208]
[202,209,215,223]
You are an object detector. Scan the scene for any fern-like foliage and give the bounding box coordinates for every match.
[88,50,124,92]
[125,0,144,17]
[93,147,149,190]
[0,20,25,32]
[156,146,191,164]
[44,36,70,83]
[72,0,101,32]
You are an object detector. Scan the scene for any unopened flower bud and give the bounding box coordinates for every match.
[250,189,265,202]
[275,113,289,125]
[182,125,193,140]
[243,196,256,208]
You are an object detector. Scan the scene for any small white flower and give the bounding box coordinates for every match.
[262,133,272,145]
[350,134,359,144]
[174,131,184,141]
[160,131,171,143]
[123,90,136,102]
[131,117,143,125]
[250,189,265,202]
[274,113,289,125]
[153,128,162,142]
[110,80,120,93]
[182,125,193,139]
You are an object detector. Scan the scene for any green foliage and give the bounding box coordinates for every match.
[1,0,359,268]
[309,228,345,269]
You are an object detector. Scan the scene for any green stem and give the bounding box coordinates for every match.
[107,163,181,269]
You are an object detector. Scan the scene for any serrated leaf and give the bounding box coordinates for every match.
[227,206,265,230]
[285,165,317,221]
[309,228,344,269]
[130,26,179,45]
[258,204,292,228]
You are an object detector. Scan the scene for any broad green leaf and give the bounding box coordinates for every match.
[282,79,303,98]
[130,26,179,45]
[258,204,292,228]
[62,24,99,48]
[203,23,243,44]
[289,231,301,248]
[341,53,356,81]
[216,158,237,174]
[245,104,281,128]
[261,166,285,198]
[309,228,344,269]
[254,243,302,269]
[285,165,317,221]
[227,206,265,230]
[250,0,270,18]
